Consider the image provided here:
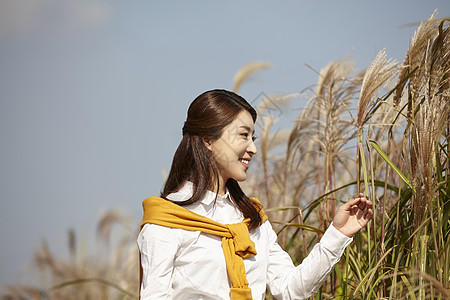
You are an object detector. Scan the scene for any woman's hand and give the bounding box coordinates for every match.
[332,193,373,237]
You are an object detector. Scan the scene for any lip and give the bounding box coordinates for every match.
[239,158,251,169]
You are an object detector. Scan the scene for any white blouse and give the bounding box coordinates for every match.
[138,182,352,300]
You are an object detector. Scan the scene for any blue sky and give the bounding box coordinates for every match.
[1,0,448,287]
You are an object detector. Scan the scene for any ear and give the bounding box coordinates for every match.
[203,137,213,151]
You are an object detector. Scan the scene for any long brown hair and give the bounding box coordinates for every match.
[161,89,262,229]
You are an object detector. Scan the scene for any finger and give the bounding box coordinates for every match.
[357,196,370,209]
[350,204,359,216]
[356,206,365,218]
[361,198,373,209]
[364,207,374,220]
[353,193,364,204]
[357,196,372,207]
[358,201,366,209]
[342,197,360,210]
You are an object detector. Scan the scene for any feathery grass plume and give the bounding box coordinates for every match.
[249,93,293,186]
[393,11,446,106]
[356,49,399,195]
[366,84,407,204]
[370,16,450,297]
[408,19,450,229]
[344,49,399,294]
[267,60,365,291]
[368,82,407,143]
[393,15,450,228]
[408,94,444,293]
[232,61,272,93]
[97,209,132,245]
[254,93,295,176]
[410,92,449,228]
[293,59,365,294]
[391,18,450,260]
[284,109,318,209]
[288,59,362,222]
[1,210,139,300]
[357,49,399,133]
[241,92,299,245]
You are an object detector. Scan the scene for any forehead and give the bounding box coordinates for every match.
[229,110,254,129]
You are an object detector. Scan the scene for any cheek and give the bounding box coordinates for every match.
[227,138,247,153]
[211,138,248,166]
[215,153,231,168]
[211,143,233,167]
[236,142,250,156]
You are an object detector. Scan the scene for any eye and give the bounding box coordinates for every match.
[241,133,249,139]
[240,133,257,142]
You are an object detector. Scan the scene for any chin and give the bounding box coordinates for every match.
[233,174,248,182]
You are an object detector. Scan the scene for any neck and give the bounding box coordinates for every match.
[213,176,227,196]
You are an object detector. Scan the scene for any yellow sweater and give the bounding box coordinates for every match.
[140,196,267,300]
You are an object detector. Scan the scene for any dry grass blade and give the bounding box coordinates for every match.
[97,209,132,245]
[232,61,272,93]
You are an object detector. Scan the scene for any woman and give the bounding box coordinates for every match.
[138,89,373,300]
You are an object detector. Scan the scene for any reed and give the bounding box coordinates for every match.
[257,12,449,300]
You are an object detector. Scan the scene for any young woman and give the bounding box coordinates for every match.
[138,89,373,300]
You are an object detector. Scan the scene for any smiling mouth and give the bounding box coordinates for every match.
[239,158,250,167]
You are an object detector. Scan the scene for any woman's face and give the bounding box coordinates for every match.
[206,110,257,184]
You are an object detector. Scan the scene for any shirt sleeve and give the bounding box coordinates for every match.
[266,222,353,300]
[137,223,181,300]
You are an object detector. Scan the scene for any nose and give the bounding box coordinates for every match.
[247,139,257,156]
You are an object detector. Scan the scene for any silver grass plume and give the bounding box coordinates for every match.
[411,92,449,228]
[232,61,272,93]
[357,49,399,133]
[407,17,450,228]
[393,11,443,107]
[248,93,295,207]
[288,59,362,220]
[289,59,361,175]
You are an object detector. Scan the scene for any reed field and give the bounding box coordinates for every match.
[2,13,449,300]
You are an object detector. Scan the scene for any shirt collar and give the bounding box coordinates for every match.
[167,181,231,206]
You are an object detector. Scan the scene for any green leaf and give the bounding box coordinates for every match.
[283,223,324,234]
[369,139,416,193]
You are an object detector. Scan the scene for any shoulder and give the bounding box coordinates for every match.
[139,223,199,243]
[138,223,181,244]
[142,196,168,205]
